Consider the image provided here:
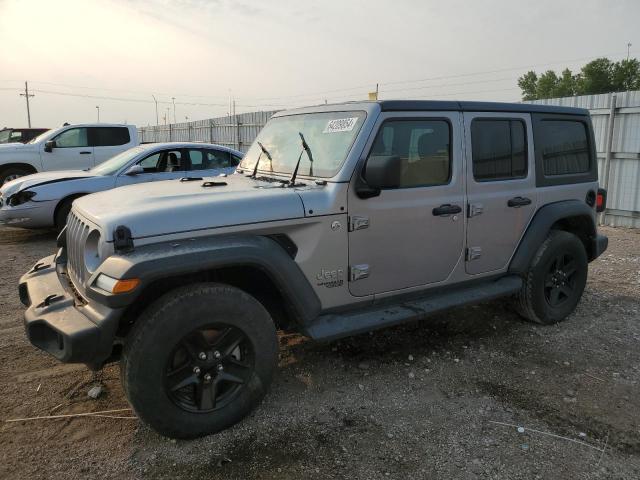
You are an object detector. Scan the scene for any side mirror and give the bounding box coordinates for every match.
[124,164,144,176]
[44,140,56,152]
[356,155,403,198]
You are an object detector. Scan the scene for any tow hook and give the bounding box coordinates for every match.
[39,294,64,308]
[30,262,49,273]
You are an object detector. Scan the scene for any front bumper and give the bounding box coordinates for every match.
[0,201,56,228]
[20,254,123,367]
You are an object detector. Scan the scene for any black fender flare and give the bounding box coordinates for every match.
[509,200,599,274]
[86,234,321,326]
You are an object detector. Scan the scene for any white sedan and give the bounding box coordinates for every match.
[0,142,243,229]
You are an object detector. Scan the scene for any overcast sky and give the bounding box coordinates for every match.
[1,0,638,128]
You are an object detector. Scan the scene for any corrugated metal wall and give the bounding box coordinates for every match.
[531,91,640,228]
[138,111,279,153]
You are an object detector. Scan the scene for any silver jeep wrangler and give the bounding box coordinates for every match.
[19,100,608,438]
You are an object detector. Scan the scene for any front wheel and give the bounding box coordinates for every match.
[121,283,279,439]
[515,230,588,325]
[0,166,32,185]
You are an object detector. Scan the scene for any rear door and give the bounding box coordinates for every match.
[464,112,537,275]
[347,112,465,296]
[41,127,94,171]
[186,148,239,177]
[90,127,132,165]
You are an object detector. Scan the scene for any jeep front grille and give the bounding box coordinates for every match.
[66,210,91,295]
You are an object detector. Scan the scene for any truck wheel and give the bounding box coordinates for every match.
[516,230,588,325]
[120,283,279,439]
[1,166,32,185]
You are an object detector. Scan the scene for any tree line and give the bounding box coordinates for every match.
[518,57,640,100]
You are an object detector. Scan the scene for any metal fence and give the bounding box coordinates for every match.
[530,91,640,228]
[138,110,279,153]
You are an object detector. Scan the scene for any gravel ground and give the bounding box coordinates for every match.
[0,226,638,479]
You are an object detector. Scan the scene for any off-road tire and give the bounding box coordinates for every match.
[515,230,588,325]
[0,166,32,185]
[120,283,279,439]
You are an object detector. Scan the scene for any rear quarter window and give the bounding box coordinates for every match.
[91,127,131,147]
[538,120,590,175]
[532,113,597,187]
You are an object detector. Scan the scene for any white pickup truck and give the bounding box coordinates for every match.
[0,124,139,184]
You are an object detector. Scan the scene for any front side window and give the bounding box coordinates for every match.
[471,119,527,181]
[239,111,366,178]
[367,119,451,188]
[138,150,183,172]
[91,127,130,147]
[539,120,590,176]
[53,128,88,148]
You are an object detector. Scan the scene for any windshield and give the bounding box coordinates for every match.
[240,111,366,178]
[90,146,146,176]
[0,130,11,144]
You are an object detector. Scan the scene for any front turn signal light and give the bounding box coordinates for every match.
[95,274,140,294]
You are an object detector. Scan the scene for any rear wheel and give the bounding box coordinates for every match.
[0,166,32,185]
[516,230,588,325]
[121,283,279,439]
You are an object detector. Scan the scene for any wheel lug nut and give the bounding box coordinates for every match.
[198,352,207,360]
[204,373,212,382]
[217,364,224,371]
[193,366,201,375]
[213,351,221,359]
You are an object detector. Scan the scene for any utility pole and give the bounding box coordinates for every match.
[96,106,100,122]
[628,42,633,60]
[172,97,176,123]
[19,81,34,127]
[152,95,159,125]
[166,107,170,124]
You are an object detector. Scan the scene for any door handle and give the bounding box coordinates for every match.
[507,196,532,208]
[432,204,462,216]
[79,151,91,155]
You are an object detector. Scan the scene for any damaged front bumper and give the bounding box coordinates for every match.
[19,254,123,368]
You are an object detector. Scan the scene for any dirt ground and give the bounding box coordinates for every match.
[0,226,638,480]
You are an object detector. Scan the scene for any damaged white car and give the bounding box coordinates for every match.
[0,142,242,229]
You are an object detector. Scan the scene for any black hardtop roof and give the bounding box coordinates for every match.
[378,100,589,116]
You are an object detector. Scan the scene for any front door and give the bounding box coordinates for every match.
[463,112,537,275]
[115,148,187,186]
[41,127,95,171]
[348,112,465,297]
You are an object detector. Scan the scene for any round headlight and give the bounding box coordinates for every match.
[84,229,102,273]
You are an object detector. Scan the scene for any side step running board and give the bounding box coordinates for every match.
[304,275,522,342]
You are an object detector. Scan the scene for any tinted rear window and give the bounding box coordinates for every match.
[538,120,590,176]
[91,127,130,147]
[471,119,527,181]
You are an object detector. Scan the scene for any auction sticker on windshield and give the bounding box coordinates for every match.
[323,117,359,133]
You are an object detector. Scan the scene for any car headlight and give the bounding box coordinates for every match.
[84,229,103,273]
[8,190,36,206]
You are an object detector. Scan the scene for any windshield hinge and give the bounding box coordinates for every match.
[348,216,370,232]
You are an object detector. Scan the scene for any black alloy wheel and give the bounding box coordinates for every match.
[165,325,254,413]
[544,253,578,307]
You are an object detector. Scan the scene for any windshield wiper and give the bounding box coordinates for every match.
[287,132,314,187]
[250,141,272,178]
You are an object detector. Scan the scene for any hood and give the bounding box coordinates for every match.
[0,142,37,152]
[73,174,306,240]
[1,170,94,198]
